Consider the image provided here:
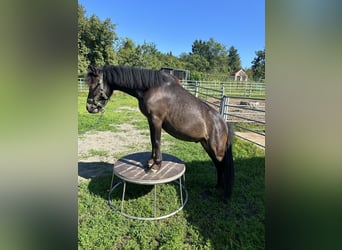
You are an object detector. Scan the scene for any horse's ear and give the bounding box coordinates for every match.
[87,65,98,76]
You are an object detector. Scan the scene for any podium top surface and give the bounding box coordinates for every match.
[113,152,185,185]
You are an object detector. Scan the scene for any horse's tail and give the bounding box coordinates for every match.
[223,122,235,199]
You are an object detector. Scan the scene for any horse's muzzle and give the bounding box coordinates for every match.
[86,102,102,113]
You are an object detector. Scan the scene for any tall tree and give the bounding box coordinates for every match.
[251,49,265,81]
[161,52,186,69]
[184,53,210,72]
[188,38,230,73]
[189,39,210,72]
[117,38,142,66]
[84,15,117,66]
[206,38,229,73]
[227,46,242,73]
[136,42,163,69]
[191,39,211,59]
[78,5,89,74]
[78,4,117,73]
[117,39,163,68]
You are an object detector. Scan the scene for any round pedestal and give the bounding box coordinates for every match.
[108,152,188,220]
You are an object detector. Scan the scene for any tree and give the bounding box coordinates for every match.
[185,54,210,72]
[251,49,265,81]
[78,4,117,73]
[188,38,230,73]
[117,38,142,66]
[191,40,210,60]
[227,46,242,73]
[206,38,229,73]
[161,52,186,69]
[136,42,163,69]
[84,15,117,66]
[78,5,89,74]
[188,40,210,72]
[116,40,164,69]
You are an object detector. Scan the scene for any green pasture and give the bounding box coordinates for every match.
[184,81,265,99]
[78,92,265,249]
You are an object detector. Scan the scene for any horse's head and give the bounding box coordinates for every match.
[85,65,111,113]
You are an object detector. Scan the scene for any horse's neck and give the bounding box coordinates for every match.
[114,85,142,99]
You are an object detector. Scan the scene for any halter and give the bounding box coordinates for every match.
[87,73,109,111]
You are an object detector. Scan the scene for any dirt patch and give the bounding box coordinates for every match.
[78,123,174,183]
[78,124,150,183]
[78,124,150,161]
[235,132,265,148]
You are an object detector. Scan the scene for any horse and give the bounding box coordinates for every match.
[85,65,235,199]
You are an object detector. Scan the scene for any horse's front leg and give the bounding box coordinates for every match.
[147,119,156,168]
[147,116,163,172]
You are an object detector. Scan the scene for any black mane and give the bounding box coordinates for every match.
[101,65,172,90]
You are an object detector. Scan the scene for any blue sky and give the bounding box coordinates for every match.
[79,0,264,69]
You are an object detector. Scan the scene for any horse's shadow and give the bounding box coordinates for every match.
[78,161,113,180]
[183,157,265,248]
[79,156,265,249]
[78,161,153,200]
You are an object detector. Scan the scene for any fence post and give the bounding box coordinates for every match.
[226,96,229,120]
[78,78,85,92]
[195,82,199,98]
[220,96,228,120]
[244,82,247,96]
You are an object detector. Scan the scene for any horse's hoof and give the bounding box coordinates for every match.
[145,164,159,174]
[150,163,161,173]
[149,168,158,173]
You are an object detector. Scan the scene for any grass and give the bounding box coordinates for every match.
[78,92,148,134]
[78,92,265,249]
[87,149,109,157]
[233,122,265,134]
[184,81,265,99]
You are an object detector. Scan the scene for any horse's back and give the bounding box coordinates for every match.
[151,83,227,143]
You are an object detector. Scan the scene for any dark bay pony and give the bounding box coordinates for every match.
[85,65,235,199]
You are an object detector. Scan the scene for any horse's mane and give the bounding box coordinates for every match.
[101,65,172,89]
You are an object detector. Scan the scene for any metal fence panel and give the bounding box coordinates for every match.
[183,80,265,148]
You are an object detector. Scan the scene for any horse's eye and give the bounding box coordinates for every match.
[85,77,90,85]
[85,77,96,87]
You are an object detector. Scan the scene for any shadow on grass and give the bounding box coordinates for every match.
[183,156,265,248]
[78,161,154,200]
[78,161,113,179]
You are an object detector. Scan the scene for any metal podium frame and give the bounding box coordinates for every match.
[108,152,188,220]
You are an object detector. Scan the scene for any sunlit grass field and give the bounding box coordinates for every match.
[78,92,265,249]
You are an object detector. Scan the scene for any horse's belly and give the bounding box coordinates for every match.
[162,120,206,142]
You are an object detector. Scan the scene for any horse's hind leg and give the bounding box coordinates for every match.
[200,140,224,188]
[213,160,224,189]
